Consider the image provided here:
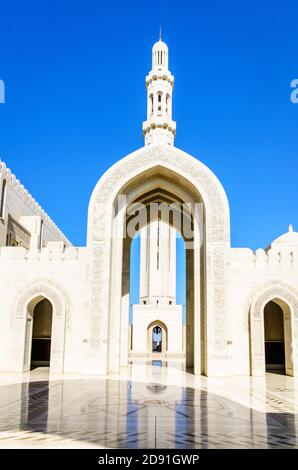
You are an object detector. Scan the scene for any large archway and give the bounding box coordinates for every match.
[124,188,195,368]
[249,282,298,377]
[129,222,186,360]
[87,144,230,376]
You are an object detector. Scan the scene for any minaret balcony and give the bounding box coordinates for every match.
[142,118,176,135]
[146,71,174,87]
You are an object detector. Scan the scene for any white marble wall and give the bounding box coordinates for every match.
[132,305,183,355]
[0,244,89,373]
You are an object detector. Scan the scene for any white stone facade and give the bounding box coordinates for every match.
[132,305,183,356]
[0,38,298,378]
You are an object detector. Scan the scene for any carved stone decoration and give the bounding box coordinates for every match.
[87,144,231,372]
[211,245,227,353]
[88,145,230,246]
[249,280,298,321]
[15,278,71,323]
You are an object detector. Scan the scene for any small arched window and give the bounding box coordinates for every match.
[149,94,153,115]
[166,94,170,114]
[0,179,7,219]
[157,93,163,113]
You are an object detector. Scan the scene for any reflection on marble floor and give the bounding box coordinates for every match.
[0,359,298,448]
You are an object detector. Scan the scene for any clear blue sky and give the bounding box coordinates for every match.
[0,0,297,252]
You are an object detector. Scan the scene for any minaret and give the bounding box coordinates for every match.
[142,34,176,146]
[139,219,177,306]
[131,36,183,357]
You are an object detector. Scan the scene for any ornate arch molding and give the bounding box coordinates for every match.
[15,279,71,321]
[249,280,298,377]
[249,281,298,320]
[86,144,231,374]
[147,319,169,332]
[88,144,230,245]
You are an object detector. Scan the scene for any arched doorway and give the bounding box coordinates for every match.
[87,145,230,376]
[123,191,196,369]
[24,297,53,370]
[264,301,285,373]
[31,299,53,369]
[250,283,298,377]
[15,280,68,374]
[147,320,168,354]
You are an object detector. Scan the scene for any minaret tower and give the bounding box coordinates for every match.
[139,219,176,306]
[142,33,176,146]
[131,35,183,357]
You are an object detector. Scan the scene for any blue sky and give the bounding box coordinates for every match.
[0,1,297,305]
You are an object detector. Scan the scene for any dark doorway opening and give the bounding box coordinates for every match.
[31,299,53,369]
[264,301,285,374]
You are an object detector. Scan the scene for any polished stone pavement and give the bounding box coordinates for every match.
[0,359,298,448]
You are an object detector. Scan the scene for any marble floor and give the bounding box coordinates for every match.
[0,359,298,448]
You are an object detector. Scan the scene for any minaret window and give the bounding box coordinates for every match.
[166,94,170,114]
[157,93,162,114]
[150,94,153,115]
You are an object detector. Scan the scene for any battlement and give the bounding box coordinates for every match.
[0,243,87,261]
[0,160,71,247]
[230,246,298,271]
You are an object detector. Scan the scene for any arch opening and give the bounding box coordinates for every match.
[115,172,202,373]
[153,326,162,352]
[88,147,230,377]
[24,297,53,370]
[264,301,285,374]
[146,320,168,354]
[250,287,296,377]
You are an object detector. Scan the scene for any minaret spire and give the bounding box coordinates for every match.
[142,36,176,146]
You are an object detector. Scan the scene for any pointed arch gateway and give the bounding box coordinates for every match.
[147,320,168,354]
[249,282,298,376]
[87,144,230,376]
[14,281,69,373]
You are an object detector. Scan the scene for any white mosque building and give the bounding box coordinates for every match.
[0,37,298,378]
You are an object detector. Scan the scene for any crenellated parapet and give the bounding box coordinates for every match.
[0,160,71,246]
[254,247,297,269]
[230,246,298,271]
[0,243,88,261]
